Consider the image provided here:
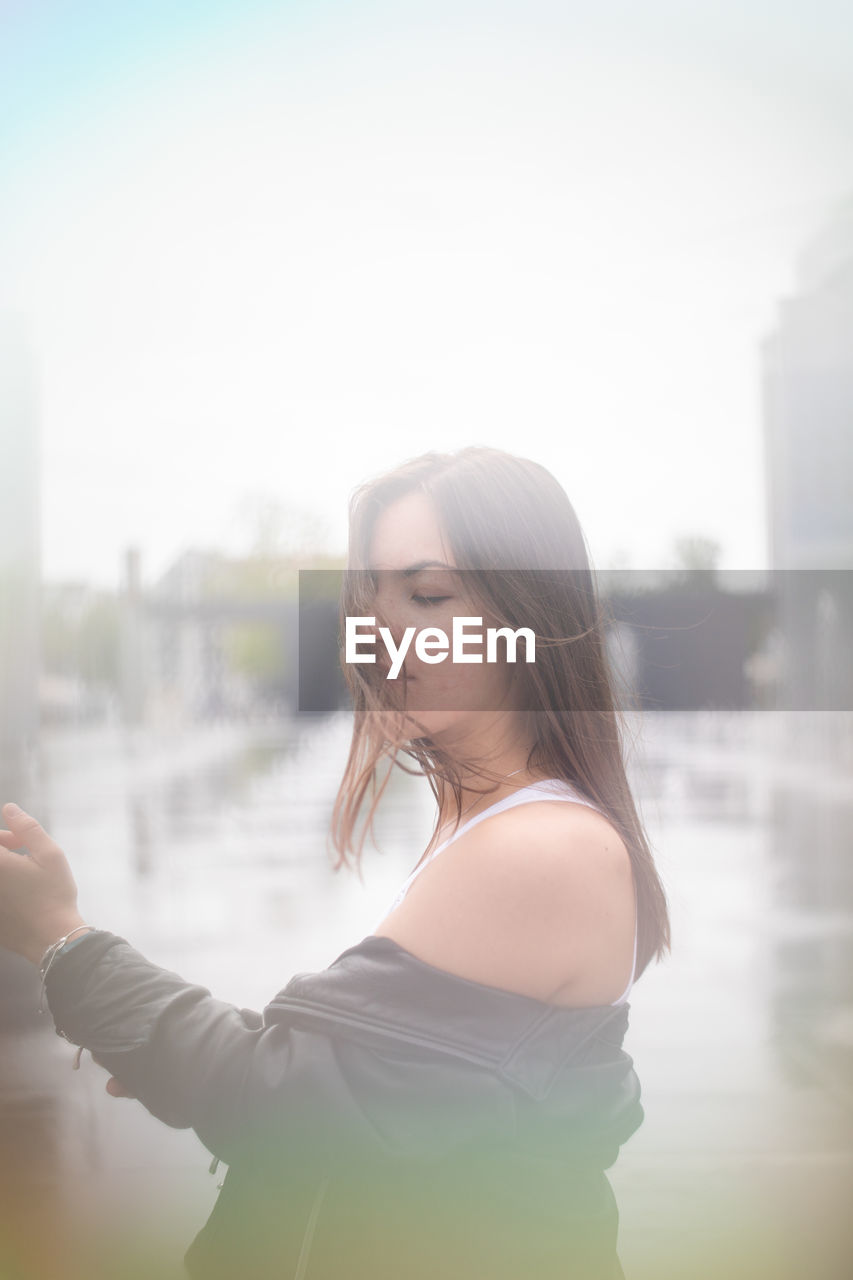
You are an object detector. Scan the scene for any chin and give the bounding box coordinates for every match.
[401,708,470,743]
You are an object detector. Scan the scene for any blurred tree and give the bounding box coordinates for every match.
[203,497,344,697]
[77,594,121,686]
[223,623,287,694]
[231,491,331,562]
[667,535,722,590]
[41,600,77,675]
[41,590,120,687]
[672,535,722,572]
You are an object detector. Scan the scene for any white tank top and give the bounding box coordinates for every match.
[377,778,639,1006]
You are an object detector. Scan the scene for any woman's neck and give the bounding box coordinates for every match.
[432,755,544,841]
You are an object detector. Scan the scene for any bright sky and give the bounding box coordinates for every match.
[2,0,852,588]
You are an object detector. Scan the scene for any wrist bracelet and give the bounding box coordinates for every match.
[38,925,96,1013]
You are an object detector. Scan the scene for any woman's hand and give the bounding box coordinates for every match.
[0,804,134,1100]
[0,803,89,966]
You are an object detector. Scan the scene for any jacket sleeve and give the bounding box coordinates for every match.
[43,930,522,1177]
[44,930,280,1164]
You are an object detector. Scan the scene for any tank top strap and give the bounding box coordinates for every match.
[380,779,607,920]
[421,779,605,865]
[379,778,639,1006]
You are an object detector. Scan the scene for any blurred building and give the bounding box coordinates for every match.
[39,580,119,724]
[602,582,775,712]
[761,198,853,712]
[763,198,853,570]
[0,320,42,1024]
[123,548,238,726]
[120,547,296,727]
[0,318,41,761]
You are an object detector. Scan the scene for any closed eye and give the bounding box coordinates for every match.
[411,595,452,606]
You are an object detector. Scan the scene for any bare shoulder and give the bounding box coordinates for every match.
[373,800,636,1006]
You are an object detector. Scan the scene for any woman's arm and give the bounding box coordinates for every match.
[45,929,267,1157]
[0,803,398,1174]
[0,804,273,1164]
[44,932,406,1173]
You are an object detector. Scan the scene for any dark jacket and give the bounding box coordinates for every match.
[45,930,644,1279]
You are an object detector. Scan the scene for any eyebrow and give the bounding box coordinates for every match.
[366,559,454,575]
[401,560,453,577]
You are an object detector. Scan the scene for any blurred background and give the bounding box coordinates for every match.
[1,2,852,1277]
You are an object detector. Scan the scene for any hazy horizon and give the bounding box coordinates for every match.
[3,1,852,590]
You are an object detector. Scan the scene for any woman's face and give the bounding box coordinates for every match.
[366,491,516,744]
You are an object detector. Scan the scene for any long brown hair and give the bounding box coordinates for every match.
[330,447,671,978]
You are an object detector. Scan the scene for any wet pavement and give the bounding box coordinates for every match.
[610,712,853,1280]
[1,710,851,1279]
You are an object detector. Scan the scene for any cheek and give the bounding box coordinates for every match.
[479,662,514,706]
[407,660,511,714]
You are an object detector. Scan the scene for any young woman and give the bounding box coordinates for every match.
[0,447,670,1279]
[333,447,670,1003]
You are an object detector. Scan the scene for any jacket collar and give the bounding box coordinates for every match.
[263,934,632,1102]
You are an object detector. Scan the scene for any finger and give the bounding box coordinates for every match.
[0,805,63,867]
[0,830,30,855]
[106,1077,135,1099]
